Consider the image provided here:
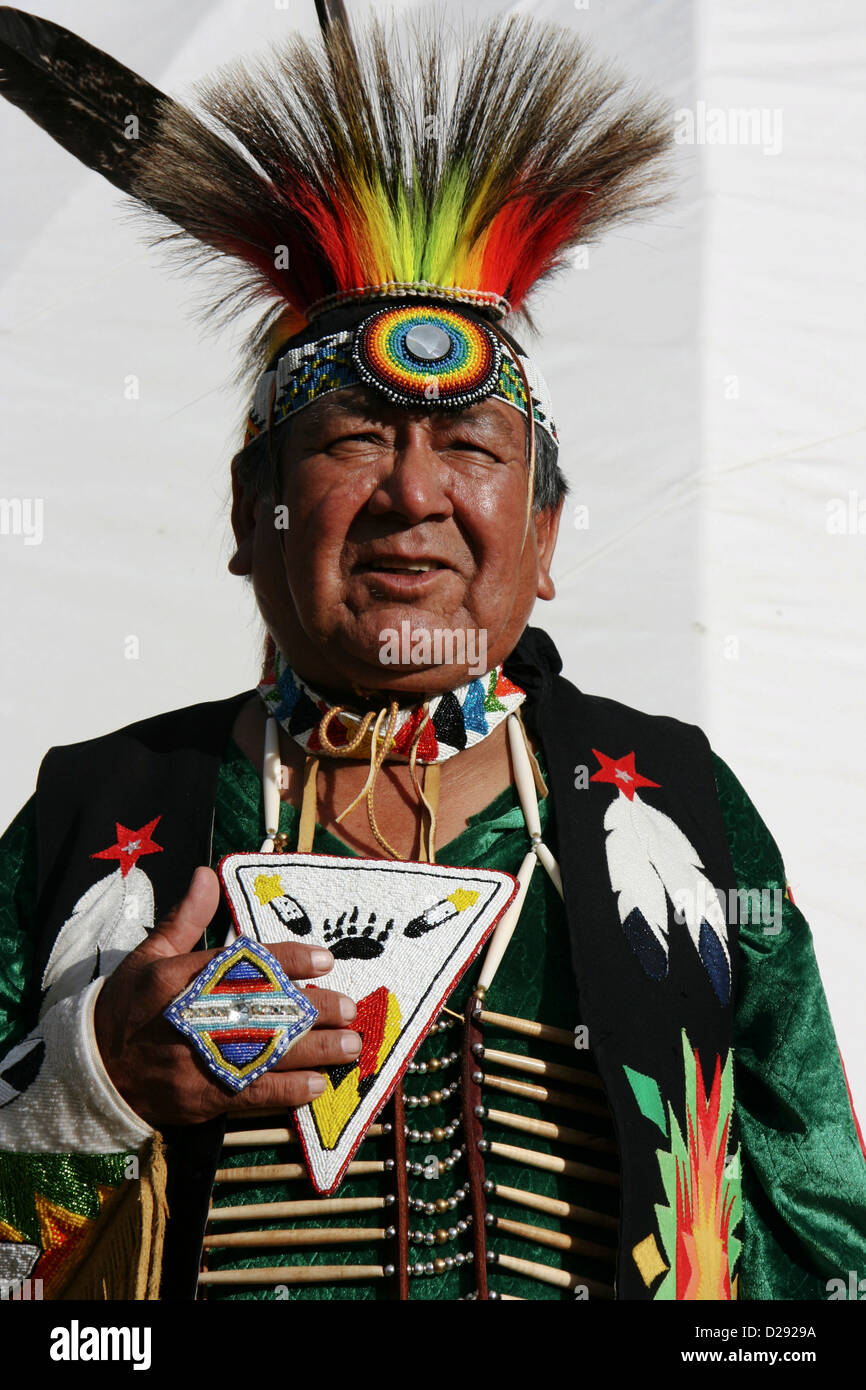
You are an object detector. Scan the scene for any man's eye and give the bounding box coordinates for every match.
[447,439,499,459]
[324,432,383,450]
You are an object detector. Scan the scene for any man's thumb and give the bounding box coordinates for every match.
[136,866,221,962]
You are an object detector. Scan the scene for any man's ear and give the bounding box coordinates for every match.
[534,498,564,601]
[228,454,257,577]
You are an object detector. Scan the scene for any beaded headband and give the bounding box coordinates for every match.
[243,303,558,450]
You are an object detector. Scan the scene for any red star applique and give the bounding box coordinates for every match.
[91,816,163,877]
[590,749,660,801]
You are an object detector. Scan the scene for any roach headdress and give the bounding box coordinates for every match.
[0,5,669,451]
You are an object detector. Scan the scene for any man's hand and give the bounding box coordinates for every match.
[93,866,359,1127]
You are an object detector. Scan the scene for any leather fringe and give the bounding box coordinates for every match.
[58,1135,168,1300]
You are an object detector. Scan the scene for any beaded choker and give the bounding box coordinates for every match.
[257,651,526,767]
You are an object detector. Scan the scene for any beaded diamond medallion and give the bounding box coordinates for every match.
[163,936,318,1092]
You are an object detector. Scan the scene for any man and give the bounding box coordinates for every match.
[0,5,864,1303]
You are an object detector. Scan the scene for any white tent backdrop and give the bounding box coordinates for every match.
[1,0,864,1115]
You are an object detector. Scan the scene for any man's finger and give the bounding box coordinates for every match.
[298,986,356,1028]
[227,1068,328,1112]
[272,1027,361,1072]
[134,866,221,962]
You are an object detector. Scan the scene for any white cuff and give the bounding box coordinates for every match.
[0,979,154,1154]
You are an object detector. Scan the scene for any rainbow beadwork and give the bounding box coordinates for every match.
[163,937,318,1092]
[352,306,501,409]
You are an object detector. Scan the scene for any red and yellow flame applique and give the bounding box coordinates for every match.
[311,986,402,1149]
[627,1031,742,1299]
[674,1052,738,1299]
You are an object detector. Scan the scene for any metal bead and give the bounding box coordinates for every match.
[433,1258,447,1274]
[485,1212,495,1227]
[477,1139,489,1153]
[428,1058,441,1072]
[447,1226,457,1240]
[483,1179,495,1194]
[432,1127,446,1142]
[421,1131,431,1144]
[428,1090,442,1106]
[413,1262,425,1276]
[445,1257,455,1271]
[419,1096,429,1108]
[384,1158,395,1171]
[454,1253,465,1266]
[425,1262,434,1276]
[385,1193,396,1206]
[435,1228,448,1245]
[447,1197,457,1209]
[472,1071,484,1085]
[381,1123,392,1135]
[425,1203,435,1215]
[474,1104,486,1119]
[424,1232,435,1246]
[456,1219,468,1233]
[486,1250,498,1264]
[384,1264,395,1277]
[385,1226,396,1238]
[435,1197,449,1213]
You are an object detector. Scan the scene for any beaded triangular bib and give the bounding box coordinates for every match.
[220,852,517,1193]
[257,652,525,765]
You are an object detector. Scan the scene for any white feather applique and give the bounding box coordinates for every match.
[595,750,731,1004]
[40,865,155,1016]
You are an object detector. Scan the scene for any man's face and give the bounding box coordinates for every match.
[231,386,561,694]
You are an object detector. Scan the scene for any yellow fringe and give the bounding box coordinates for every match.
[58,1135,168,1301]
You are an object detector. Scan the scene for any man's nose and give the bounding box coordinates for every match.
[366,430,453,523]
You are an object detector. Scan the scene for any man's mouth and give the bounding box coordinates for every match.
[355,559,450,576]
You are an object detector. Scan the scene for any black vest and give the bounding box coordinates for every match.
[32,627,740,1299]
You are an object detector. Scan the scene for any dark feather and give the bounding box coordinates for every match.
[130,14,671,376]
[0,9,671,385]
[0,5,178,194]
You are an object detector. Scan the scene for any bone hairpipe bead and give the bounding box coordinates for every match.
[222,1127,298,1147]
[198,1265,388,1286]
[202,1227,389,1249]
[490,1182,618,1230]
[213,1159,386,1183]
[475,850,536,993]
[481,1072,610,1118]
[208,1196,390,1221]
[484,1140,619,1187]
[489,1215,616,1262]
[493,1251,614,1298]
[478,1010,579,1048]
[482,1107,618,1153]
[478,1046,603,1089]
[262,715,282,845]
[533,839,563,897]
[221,1122,388,1148]
[507,715,542,838]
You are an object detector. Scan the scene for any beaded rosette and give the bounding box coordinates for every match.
[351,305,501,409]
